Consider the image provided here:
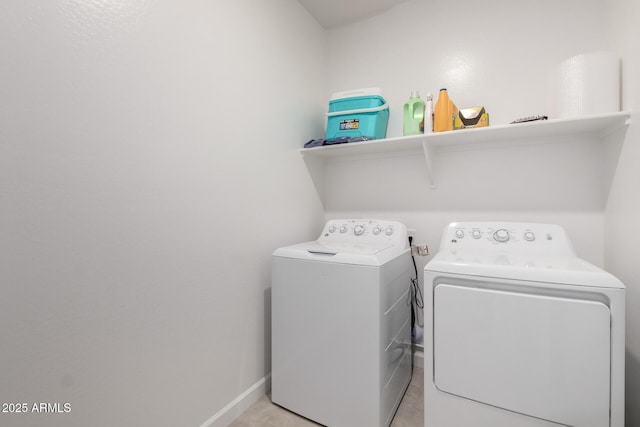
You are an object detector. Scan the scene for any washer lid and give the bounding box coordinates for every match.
[425,250,624,289]
[272,240,402,266]
[273,219,409,266]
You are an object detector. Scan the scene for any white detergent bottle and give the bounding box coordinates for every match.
[425,92,433,133]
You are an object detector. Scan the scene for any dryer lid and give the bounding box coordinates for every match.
[427,221,624,289]
[425,250,624,289]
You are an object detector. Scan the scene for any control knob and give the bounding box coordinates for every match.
[354,225,365,236]
[472,230,481,239]
[385,227,394,236]
[455,229,465,238]
[340,226,347,233]
[373,226,382,235]
[523,231,535,242]
[493,229,510,243]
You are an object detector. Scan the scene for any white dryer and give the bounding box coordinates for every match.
[272,219,413,427]
[424,222,625,427]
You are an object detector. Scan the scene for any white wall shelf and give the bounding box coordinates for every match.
[300,111,631,190]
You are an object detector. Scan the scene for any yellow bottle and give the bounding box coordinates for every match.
[434,88,458,132]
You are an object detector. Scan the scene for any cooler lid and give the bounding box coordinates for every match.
[330,87,383,101]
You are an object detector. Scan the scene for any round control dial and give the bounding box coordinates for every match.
[339,226,347,233]
[493,229,510,243]
[455,229,465,238]
[472,230,481,239]
[373,226,382,235]
[523,231,535,241]
[385,227,394,236]
[354,225,365,236]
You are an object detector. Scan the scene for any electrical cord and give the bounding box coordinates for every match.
[408,236,424,330]
[407,235,425,383]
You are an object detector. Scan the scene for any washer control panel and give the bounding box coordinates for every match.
[319,219,408,249]
[440,222,575,256]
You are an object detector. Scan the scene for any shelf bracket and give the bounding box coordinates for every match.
[421,140,436,189]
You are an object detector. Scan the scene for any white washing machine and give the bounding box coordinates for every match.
[272,219,413,427]
[424,222,625,427]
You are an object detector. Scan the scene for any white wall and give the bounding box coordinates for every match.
[324,0,609,266]
[0,1,325,426]
[327,0,608,135]
[323,1,640,426]
[1,1,636,426]
[605,0,640,424]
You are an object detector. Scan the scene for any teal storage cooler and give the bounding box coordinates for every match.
[326,88,389,140]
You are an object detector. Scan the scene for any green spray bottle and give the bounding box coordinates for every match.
[403,90,425,136]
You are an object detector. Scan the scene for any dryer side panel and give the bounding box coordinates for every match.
[433,284,610,427]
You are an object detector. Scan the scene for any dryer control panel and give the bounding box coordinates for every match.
[441,222,575,256]
[319,219,409,250]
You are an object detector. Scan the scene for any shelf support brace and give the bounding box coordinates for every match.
[421,139,436,189]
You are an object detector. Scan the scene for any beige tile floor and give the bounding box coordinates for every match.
[228,367,424,427]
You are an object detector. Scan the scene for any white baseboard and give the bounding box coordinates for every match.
[200,344,423,427]
[199,374,271,427]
